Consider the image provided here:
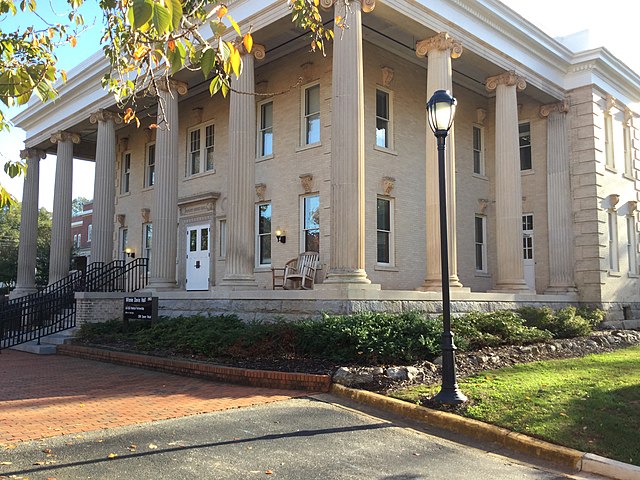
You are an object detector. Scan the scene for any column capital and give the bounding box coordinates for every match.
[50,131,81,144]
[416,32,463,59]
[485,70,526,93]
[251,43,266,61]
[19,148,46,160]
[320,0,375,12]
[539,99,569,118]
[156,78,188,95]
[89,109,122,125]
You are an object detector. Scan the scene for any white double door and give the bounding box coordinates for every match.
[186,224,210,291]
[522,214,535,291]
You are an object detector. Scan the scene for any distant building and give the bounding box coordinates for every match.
[71,201,92,269]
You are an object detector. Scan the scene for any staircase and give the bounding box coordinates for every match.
[0,258,148,353]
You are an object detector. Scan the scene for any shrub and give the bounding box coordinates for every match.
[453,311,552,349]
[517,306,594,339]
[576,306,605,329]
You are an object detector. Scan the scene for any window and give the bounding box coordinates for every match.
[475,216,487,272]
[623,123,633,176]
[258,100,273,158]
[87,224,92,243]
[604,112,615,169]
[219,219,227,259]
[375,89,391,149]
[519,122,531,171]
[256,203,271,266]
[120,228,128,261]
[301,195,320,252]
[522,214,534,260]
[187,123,215,176]
[608,210,619,272]
[627,216,638,275]
[143,223,153,267]
[303,84,320,145]
[146,143,155,187]
[376,197,393,265]
[473,125,484,175]
[121,151,131,194]
[77,233,82,247]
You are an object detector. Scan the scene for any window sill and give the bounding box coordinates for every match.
[475,271,491,278]
[628,272,639,278]
[183,169,216,181]
[254,266,272,272]
[373,145,398,156]
[118,192,131,198]
[521,169,535,176]
[296,142,322,153]
[608,271,622,278]
[141,186,154,192]
[256,154,274,163]
[217,257,226,262]
[623,173,635,181]
[605,165,617,174]
[374,264,398,272]
[472,173,489,181]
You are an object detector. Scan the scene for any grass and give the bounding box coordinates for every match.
[390,346,640,466]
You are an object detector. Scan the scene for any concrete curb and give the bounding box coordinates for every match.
[58,345,331,392]
[330,384,639,480]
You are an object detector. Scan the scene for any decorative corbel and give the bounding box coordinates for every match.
[478,199,489,214]
[382,176,395,196]
[476,108,487,125]
[255,183,267,202]
[116,214,126,227]
[605,95,616,113]
[191,107,203,125]
[381,67,394,88]
[299,173,314,193]
[602,194,620,210]
[141,208,151,223]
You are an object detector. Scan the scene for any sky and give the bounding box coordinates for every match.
[0,0,639,210]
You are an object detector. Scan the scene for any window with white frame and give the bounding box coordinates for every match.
[376,197,394,265]
[143,223,153,267]
[519,122,532,171]
[623,122,633,176]
[146,143,155,187]
[522,214,534,260]
[375,88,391,149]
[256,203,272,266]
[608,210,619,272]
[187,123,215,176]
[218,218,227,259]
[627,215,638,274]
[258,100,273,158]
[87,224,92,243]
[604,112,615,169]
[475,215,487,272]
[120,227,128,261]
[473,125,485,175]
[120,151,131,194]
[302,83,320,146]
[301,195,320,252]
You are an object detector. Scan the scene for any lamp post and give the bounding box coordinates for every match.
[426,89,467,405]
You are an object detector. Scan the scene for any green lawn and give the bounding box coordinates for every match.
[391,346,640,466]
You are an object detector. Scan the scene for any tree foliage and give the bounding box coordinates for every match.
[72,196,90,215]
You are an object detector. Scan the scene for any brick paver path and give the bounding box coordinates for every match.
[0,350,306,444]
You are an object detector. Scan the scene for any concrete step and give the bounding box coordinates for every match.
[11,341,57,355]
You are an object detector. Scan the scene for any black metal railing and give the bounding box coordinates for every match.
[0,258,149,350]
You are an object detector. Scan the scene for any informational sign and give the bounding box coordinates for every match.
[123,296,158,323]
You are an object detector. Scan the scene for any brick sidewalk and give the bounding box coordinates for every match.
[0,350,306,445]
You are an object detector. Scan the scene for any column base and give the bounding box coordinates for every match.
[544,284,578,294]
[490,279,534,294]
[323,269,371,285]
[9,286,38,299]
[417,276,467,292]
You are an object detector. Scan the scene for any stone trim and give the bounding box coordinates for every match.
[415,32,463,58]
[485,71,526,92]
[50,131,80,144]
[539,99,569,118]
[89,109,122,124]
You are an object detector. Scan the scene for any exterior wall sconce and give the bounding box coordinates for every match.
[275,227,286,244]
[125,247,136,258]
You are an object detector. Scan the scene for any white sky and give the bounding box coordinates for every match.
[0,0,638,210]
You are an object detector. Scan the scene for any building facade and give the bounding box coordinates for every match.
[10,0,640,320]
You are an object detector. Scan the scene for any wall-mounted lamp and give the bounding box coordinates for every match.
[275,227,286,244]
[124,247,136,258]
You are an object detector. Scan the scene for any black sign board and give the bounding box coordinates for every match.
[123,296,158,323]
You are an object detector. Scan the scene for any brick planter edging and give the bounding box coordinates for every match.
[57,345,331,393]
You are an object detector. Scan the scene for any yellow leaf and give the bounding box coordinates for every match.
[216,5,228,19]
[148,443,158,449]
[107,453,117,459]
[559,412,568,417]
[167,39,175,52]
[227,15,241,36]
[230,46,241,78]
[70,36,77,47]
[243,33,253,54]
[0,461,12,465]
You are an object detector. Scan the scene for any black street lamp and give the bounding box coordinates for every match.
[426,89,467,405]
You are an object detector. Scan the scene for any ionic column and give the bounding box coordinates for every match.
[486,71,530,291]
[148,79,188,289]
[90,110,121,265]
[416,32,464,291]
[323,0,373,285]
[49,131,80,283]
[10,148,46,298]
[541,100,577,293]
[221,45,265,288]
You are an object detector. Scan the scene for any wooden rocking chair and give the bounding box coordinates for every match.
[282,251,320,290]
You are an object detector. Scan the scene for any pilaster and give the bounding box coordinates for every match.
[486,71,531,292]
[147,79,188,290]
[540,100,577,293]
[10,148,46,298]
[49,131,80,284]
[415,32,465,291]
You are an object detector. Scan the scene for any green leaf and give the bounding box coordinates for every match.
[131,0,153,29]
[151,3,171,35]
[166,0,182,31]
[201,47,215,79]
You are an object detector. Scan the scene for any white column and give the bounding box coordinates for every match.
[323,0,372,285]
[147,79,188,289]
[541,100,577,293]
[416,32,464,291]
[10,148,45,298]
[89,110,120,265]
[486,71,530,292]
[221,46,265,288]
[48,132,79,284]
